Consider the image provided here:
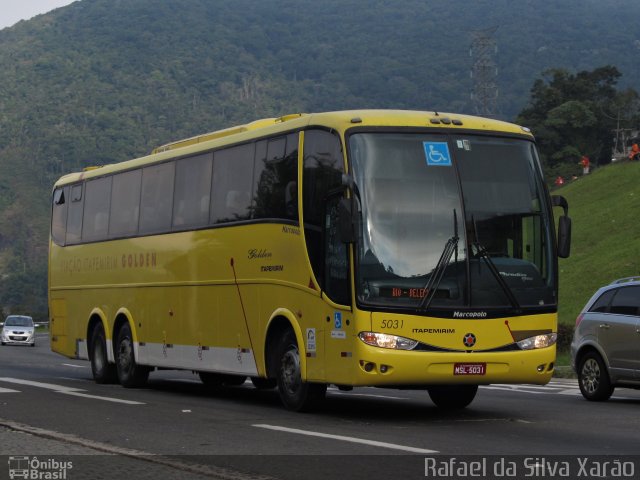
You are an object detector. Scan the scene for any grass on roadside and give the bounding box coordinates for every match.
[553,161,640,326]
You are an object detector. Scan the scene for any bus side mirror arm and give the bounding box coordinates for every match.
[551,195,569,217]
[338,197,357,243]
[329,174,359,244]
[551,195,571,258]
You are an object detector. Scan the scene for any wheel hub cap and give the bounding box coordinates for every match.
[581,358,600,394]
[281,347,301,394]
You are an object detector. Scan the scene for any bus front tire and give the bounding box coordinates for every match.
[115,323,149,388]
[89,325,117,384]
[428,385,478,409]
[275,330,326,411]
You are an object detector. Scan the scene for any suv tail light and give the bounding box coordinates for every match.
[575,313,584,327]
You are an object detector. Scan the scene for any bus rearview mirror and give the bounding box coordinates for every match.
[551,195,571,258]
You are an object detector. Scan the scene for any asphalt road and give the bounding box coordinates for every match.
[1,334,639,480]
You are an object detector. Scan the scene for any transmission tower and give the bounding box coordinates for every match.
[470,26,499,117]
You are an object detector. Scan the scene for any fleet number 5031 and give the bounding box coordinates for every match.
[381,319,404,329]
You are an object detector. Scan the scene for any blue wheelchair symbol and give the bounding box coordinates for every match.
[334,312,342,329]
[423,142,452,166]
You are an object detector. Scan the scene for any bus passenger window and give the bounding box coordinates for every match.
[139,162,175,235]
[109,170,142,238]
[51,187,69,246]
[211,144,254,223]
[253,134,298,221]
[173,153,213,229]
[82,176,112,242]
[66,184,84,244]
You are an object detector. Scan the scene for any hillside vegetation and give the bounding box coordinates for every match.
[0,0,639,317]
[555,160,640,325]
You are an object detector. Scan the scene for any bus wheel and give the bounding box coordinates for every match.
[578,351,614,401]
[115,323,149,388]
[89,325,117,384]
[275,330,326,411]
[251,377,277,390]
[428,385,478,409]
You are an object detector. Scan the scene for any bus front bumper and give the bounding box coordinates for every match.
[343,344,556,387]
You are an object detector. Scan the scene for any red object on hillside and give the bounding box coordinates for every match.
[580,155,590,175]
[554,176,564,186]
[629,143,640,160]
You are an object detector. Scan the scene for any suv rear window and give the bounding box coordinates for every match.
[609,286,640,316]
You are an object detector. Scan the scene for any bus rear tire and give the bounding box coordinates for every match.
[90,324,117,384]
[428,385,478,409]
[275,330,326,411]
[115,322,149,388]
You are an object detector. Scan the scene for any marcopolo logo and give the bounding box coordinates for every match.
[453,311,487,318]
[7,456,73,479]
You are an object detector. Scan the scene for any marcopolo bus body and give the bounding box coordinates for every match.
[48,110,570,410]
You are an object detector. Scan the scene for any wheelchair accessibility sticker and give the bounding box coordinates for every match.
[423,142,452,166]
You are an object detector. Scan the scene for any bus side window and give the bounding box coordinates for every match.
[109,170,142,238]
[253,134,298,221]
[82,176,112,242]
[173,153,213,229]
[51,186,69,246]
[211,144,254,224]
[139,162,175,235]
[66,184,84,244]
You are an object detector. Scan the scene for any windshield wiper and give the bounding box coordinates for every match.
[419,210,459,311]
[471,215,521,312]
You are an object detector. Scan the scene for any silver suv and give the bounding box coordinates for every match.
[571,277,640,401]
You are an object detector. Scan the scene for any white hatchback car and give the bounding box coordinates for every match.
[1,315,36,347]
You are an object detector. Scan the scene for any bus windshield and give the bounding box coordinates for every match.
[349,132,556,314]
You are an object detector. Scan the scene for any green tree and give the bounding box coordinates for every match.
[516,66,637,179]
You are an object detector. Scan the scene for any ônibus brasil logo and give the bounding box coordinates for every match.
[8,456,73,479]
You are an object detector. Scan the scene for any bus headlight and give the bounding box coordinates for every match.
[517,333,557,350]
[358,332,418,350]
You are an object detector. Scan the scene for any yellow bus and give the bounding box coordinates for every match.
[48,110,571,411]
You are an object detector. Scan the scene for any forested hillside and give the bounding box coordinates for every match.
[0,0,639,318]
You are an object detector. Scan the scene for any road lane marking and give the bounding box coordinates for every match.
[61,391,144,405]
[481,384,581,395]
[253,424,439,454]
[0,387,20,393]
[0,377,144,405]
[481,386,549,394]
[327,390,408,400]
[557,389,581,395]
[62,363,87,368]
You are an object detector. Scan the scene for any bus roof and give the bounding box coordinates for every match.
[53,110,533,186]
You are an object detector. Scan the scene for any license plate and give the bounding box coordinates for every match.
[453,363,486,375]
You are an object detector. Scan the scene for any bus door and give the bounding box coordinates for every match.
[322,194,353,383]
